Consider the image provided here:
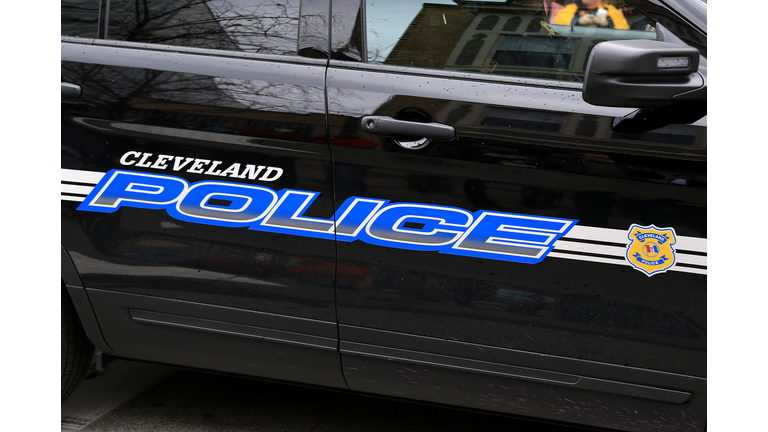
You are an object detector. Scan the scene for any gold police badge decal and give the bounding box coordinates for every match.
[625,224,677,277]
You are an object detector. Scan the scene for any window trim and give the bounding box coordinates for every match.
[329,58,584,91]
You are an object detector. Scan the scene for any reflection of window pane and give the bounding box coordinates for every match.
[365,0,656,83]
[476,15,498,30]
[456,34,487,66]
[62,0,100,38]
[497,36,577,54]
[493,36,575,68]
[106,0,299,55]
[502,17,522,32]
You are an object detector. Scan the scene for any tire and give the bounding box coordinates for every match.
[62,284,93,402]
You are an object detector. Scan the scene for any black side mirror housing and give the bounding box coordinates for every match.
[583,39,705,108]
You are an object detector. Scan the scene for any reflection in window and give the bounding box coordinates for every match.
[106,0,300,55]
[476,15,499,30]
[62,0,101,38]
[366,0,656,83]
[493,35,576,69]
[456,34,487,66]
[502,16,522,32]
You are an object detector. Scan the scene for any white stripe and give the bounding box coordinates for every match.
[554,240,707,267]
[549,252,707,275]
[61,184,94,196]
[554,240,623,256]
[564,225,707,254]
[671,253,706,267]
[675,236,707,253]
[61,168,104,185]
[565,225,626,243]
[57,169,708,271]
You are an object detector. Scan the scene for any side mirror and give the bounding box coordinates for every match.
[583,39,705,108]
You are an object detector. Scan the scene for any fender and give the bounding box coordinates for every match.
[62,244,116,356]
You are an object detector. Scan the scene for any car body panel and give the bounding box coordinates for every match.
[61,0,343,384]
[61,0,707,430]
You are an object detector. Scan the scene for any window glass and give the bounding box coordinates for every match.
[62,0,101,38]
[106,0,300,55]
[365,0,656,83]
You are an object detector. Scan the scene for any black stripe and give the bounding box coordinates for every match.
[675,249,707,257]
[61,180,98,186]
[554,249,706,270]
[673,262,707,270]
[559,238,707,256]
[558,237,625,248]
[553,249,626,261]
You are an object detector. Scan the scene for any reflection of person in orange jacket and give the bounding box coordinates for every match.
[555,0,630,29]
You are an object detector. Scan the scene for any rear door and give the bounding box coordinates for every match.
[327,0,706,430]
[61,0,346,388]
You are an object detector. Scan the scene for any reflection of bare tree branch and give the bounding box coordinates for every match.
[214,78,324,114]
[108,0,300,55]
[62,0,328,144]
[62,0,101,38]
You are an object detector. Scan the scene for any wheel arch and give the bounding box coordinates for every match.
[61,244,116,356]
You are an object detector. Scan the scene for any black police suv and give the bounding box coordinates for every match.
[62,1,707,430]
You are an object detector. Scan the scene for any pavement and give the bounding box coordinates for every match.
[62,360,175,431]
[61,359,585,432]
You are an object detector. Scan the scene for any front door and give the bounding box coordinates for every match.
[326,0,706,429]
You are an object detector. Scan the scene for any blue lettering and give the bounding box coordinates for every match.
[334,197,388,240]
[77,169,578,264]
[360,204,473,251]
[77,170,187,213]
[257,190,335,239]
[168,181,278,227]
[445,212,577,264]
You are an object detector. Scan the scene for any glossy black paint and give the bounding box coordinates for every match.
[652,0,707,35]
[325,0,705,429]
[633,0,707,55]
[331,0,364,60]
[63,245,116,356]
[61,1,707,430]
[61,24,340,383]
[87,289,346,388]
[62,0,101,38]
[299,0,332,58]
[342,355,704,431]
[327,51,705,374]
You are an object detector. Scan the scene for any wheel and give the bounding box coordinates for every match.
[61,284,93,402]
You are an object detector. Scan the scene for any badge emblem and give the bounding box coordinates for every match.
[625,224,677,277]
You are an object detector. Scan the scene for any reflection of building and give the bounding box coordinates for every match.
[384,1,654,81]
[383,3,476,70]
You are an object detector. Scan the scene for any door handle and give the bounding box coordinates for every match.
[61,82,82,98]
[361,116,455,140]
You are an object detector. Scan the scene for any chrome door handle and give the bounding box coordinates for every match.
[62,82,82,98]
[361,116,455,140]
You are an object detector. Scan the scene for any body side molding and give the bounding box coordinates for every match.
[341,341,691,404]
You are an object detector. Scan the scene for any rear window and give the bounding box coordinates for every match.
[62,0,302,56]
[62,0,101,38]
